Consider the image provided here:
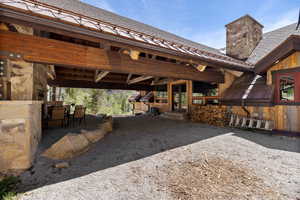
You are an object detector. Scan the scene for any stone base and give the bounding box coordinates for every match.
[0,101,42,174]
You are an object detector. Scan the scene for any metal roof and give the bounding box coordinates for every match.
[0,0,253,69]
[247,23,300,65]
[3,0,299,71]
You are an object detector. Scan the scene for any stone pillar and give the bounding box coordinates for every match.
[0,101,43,174]
[0,24,48,174]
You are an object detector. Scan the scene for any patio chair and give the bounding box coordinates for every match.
[47,106,66,128]
[72,106,86,127]
[63,105,71,127]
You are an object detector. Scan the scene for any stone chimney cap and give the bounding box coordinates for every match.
[225,14,264,28]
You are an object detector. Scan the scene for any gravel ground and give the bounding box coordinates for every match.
[19,115,300,200]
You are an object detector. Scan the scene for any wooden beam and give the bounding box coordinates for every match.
[128,75,153,85]
[0,31,224,83]
[49,79,154,91]
[151,78,174,86]
[95,70,110,82]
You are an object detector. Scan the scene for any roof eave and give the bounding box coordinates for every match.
[0,2,252,72]
[254,35,300,74]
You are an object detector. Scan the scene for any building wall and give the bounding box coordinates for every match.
[144,52,300,133]
[229,52,300,133]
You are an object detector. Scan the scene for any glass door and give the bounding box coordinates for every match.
[172,83,187,112]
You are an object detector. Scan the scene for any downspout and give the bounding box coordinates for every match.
[241,75,262,117]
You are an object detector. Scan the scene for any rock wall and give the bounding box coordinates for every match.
[226,15,263,60]
[0,101,42,174]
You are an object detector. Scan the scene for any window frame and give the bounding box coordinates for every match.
[274,68,300,105]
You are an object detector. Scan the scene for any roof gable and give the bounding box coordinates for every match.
[247,23,300,65]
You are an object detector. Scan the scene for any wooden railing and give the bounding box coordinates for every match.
[155,97,168,103]
[192,96,220,105]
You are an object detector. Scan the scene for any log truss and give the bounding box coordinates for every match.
[0,31,225,85]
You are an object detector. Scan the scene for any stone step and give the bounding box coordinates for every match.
[161,112,188,121]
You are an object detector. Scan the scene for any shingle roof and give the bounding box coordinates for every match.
[247,23,300,64]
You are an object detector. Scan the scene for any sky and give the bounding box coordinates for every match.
[81,0,300,49]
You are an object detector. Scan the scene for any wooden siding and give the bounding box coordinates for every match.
[267,52,300,85]
[230,52,300,132]
[219,70,239,97]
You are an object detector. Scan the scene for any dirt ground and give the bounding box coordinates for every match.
[19,115,300,200]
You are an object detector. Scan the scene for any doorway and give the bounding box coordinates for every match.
[172,83,187,112]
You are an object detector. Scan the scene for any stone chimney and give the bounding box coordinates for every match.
[226,15,263,60]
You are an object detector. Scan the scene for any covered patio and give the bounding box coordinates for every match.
[18,115,300,200]
[0,0,251,175]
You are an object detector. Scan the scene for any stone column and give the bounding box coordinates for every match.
[0,101,43,174]
[0,24,48,174]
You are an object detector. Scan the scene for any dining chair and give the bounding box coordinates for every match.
[72,106,86,127]
[49,106,66,128]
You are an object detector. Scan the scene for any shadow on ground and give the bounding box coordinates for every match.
[18,115,300,192]
[232,129,300,153]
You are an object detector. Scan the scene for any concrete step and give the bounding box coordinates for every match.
[160,112,188,121]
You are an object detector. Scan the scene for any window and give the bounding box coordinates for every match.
[275,70,300,104]
[192,81,219,105]
[279,75,295,101]
[154,85,168,103]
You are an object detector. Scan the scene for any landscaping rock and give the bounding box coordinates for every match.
[54,162,70,169]
[42,134,90,160]
[42,116,114,160]
[83,129,106,143]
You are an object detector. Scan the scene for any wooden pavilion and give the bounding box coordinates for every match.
[0,0,300,173]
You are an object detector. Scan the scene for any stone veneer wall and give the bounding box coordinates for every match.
[0,101,42,174]
[226,15,263,60]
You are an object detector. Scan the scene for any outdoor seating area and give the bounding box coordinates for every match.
[43,101,87,129]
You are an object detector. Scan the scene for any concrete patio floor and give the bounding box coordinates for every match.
[19,115,300,200]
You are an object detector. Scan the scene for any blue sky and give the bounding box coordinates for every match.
[82,0,299,48]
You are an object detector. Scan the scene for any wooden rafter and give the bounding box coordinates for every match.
[151,78,173,86]
[95,70,110,82]
[128,75,153,85]
[126,74,133,83]
[49,79,153,91]
[0,31,224,83]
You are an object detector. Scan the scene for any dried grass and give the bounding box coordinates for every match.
[152,155,281,200]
